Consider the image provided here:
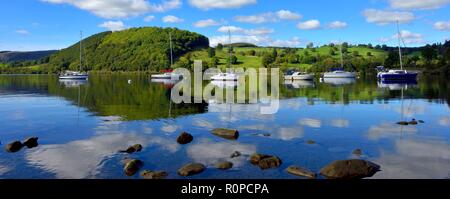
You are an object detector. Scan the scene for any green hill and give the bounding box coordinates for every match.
[48,27,209,72]
[0,50,56,62]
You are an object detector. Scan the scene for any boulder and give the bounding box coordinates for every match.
[211,128,239,140]
[306,140,316,145]
[140,170,168,179]
[177,132,193,144]
[249,153,282,170]
[178,163,206,176]
[230,151,241,158]
[123,159,143,176]
[352,149,362,156]
[418,120,425,123]
[320,159,381,179]
[286,166,316,179]
[397,121,409,125]
[120,144,143,154]
[23,137,39,148]
[5,141,23,153]
[215,161,233,170]
[409,119,418,125]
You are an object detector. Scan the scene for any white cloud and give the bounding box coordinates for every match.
[218,25,245,33]
[363,9,415,25]
[245,28,274,35]
[42,0,181,19]
[143,15,155,22]
[269,37,301,47]
[193,19,222,28]
[160,124,180,133]
[98,20,126,31]
[162,15,184,23]
[297,20,321,30]
[217,26,273,35]
[389,0,450,10]
[209,35,271,47]
[392,30,425,44]
[379,37,390,43]
[276,10,302,20]
[434,21,450,31]
[15,29,30,35]
[439,116,450,126]
[234,12,276,24]
[367,123,417,140]
[328,21,347,29]
[330,119,350,128]
[188,0,257,10]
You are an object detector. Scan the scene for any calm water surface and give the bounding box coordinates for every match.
[0,74,449,179]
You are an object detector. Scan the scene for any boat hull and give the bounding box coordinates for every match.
[59,75,88,80]
[323,73,356,78]
[377,73,417,80]
[151,74,182,80]
[285,74,315,80]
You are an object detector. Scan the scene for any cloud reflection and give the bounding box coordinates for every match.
[367,122,417,140]
[298,118,322,128]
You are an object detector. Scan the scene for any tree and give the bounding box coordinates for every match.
[352,51,359,57]
[368,43,373,49]
[227,55,238,65]
[385,51,399,67]
[342,42,349,49]
[329,49,336,56]
[216,43,223,51]
[422,44,438,63]
[208,47,215,58]
[262,53,275,67]
[271,48,278,58]
[247,50,256,56]
[366,52,372,57]
[209,57,219,68]
[307,43,314,49]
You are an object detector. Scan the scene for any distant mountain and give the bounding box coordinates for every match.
[49,27,209,72]
[0,50,57,62]
[224,43,258,48]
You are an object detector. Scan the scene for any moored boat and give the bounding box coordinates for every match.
[59,31,88,80]
[284,71,314,80]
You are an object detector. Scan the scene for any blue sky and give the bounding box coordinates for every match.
[1,0,449,51]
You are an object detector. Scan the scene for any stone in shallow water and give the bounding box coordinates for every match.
[140,170,168,179]
[352,149,362,156]
[230,151,241,158]
[306,140,316,145]
[211,128,239,140]
[215,161,233,170]
[286,165,316,179]
[418,120,425,123]
[178,163,206,177]
[120,144,143,154]
[124,159,143,176]
[249,154,282,170]
[5,141,23,153]
[397,121,409,126]
[409,119,418,125]
[23,137,39,148]
[177,132,193,144]
[320,159,381,179]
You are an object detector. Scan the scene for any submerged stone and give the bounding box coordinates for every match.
[140,170,168,179]
[177,132,193,144]
[124,159,143,176]
[5,141,23,153]
[249,154,282,170]
[352,149,362,156]
[120,144,143,154]
[286,166,316,179]
[178,163,206,177]
[320,159,381,179]
[230,151,241,158]
[306,140,316,144]
[418,120,425,123]
[23,137,39,148]
[211,128,239,140]
[215,161,233,170]
[409,119,418,125]
[397,121,409,125]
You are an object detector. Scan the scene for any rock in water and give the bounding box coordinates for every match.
[5,141,23,153]
[249,154,282,170]
[211,128,239,140]
[124,159,143,176]
[140,170,168,179]
[120,144,143,154]
[409,119,418,125]
[306,140,316,144]
[230,151,241,158]
[23,137,39,148]
[215,161,233,170]
[418,120,425,123]
[178,163,206,176]
[352,149,362,156]
[397,121,409,126]
[320,159,381,179]
[286,166,316,179]
[177,132,193,144]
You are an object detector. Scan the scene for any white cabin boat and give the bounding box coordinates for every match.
[323,70,356,78]
[284,72,314,80]
[59,31,88,80]
[151,72,182,80]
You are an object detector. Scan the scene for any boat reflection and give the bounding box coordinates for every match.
[378,79,418,90]
[211,80,238,88]
[284,80,315,89]
[320,77,356,86]
[150,78,179,88]
[58,79,88,88]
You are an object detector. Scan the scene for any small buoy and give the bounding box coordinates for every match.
[128,80,132,84]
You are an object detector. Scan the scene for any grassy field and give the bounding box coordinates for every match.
[187,46,388,70]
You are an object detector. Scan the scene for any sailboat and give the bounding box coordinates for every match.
[59,31,88,80]
[151,32,182,80]
[377,21,418,80]
[323,43,356,78]
[211,29,239,82]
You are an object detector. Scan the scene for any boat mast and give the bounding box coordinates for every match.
[228,29,232,69]
[169,32,173,68]
[339,42,344,69]
[80,31,83,71]
[396,21,404,70]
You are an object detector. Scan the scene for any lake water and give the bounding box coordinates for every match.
[0,74,449,179]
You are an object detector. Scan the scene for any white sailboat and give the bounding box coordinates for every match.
[323,43,356,78]
[151,32,182,80]
[377,21,418,80]
[211,29,239,82]
[59,31,88,80]
[284,71,315,80]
